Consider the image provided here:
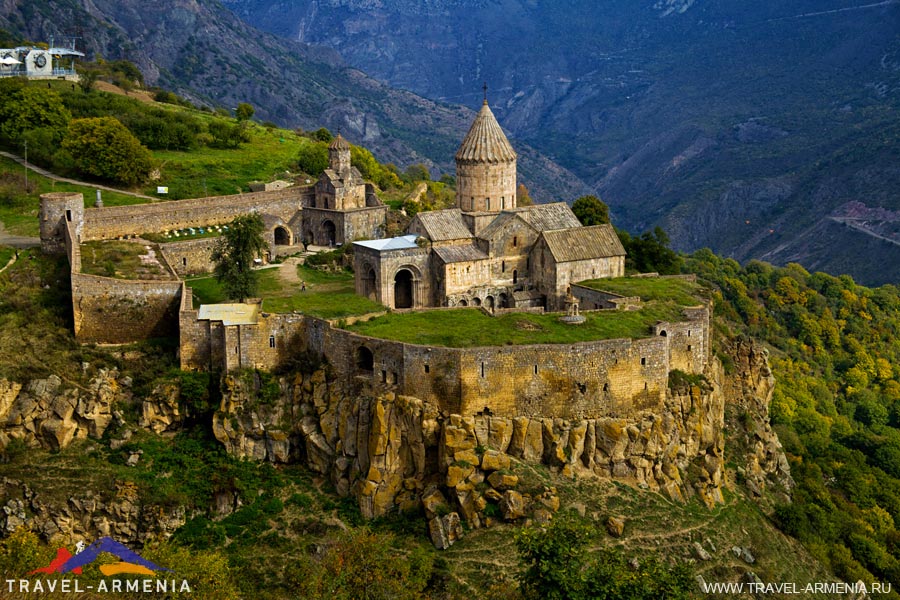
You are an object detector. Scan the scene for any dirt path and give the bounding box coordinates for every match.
[0,221,39,249]
[276,256,304,287]
[0,151,156,201]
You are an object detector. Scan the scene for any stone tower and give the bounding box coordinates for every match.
[39,192,84,254]
[455,99,517,214]
[328,133,352,177]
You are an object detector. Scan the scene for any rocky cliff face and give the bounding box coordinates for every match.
[0,371,124,451]
[720,339,795,502]
[0,338,789,548]
[211,339,791,545]
[0,478,185,547]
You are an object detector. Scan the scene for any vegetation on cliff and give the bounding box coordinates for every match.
[687,250,900,591]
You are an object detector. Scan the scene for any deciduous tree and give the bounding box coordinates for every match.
[211,214,266,302]
[571,194,609,226]
[61,116,154,186]
[235,102,255,122]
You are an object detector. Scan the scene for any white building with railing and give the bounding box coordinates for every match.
[0,45,83,80]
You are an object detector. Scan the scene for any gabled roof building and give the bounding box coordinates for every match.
[354,98,625,311]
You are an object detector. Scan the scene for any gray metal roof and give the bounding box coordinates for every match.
[409,208,473,242]
[455,101,517,164]
[541,225,626,263]
[433,244,489,264]
[511,202,582,231]
[355,235,419,251]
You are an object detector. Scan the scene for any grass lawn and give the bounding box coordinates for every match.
[579,276,705,307]
[80,240,174,280]
[186,264,384,319]
[344,302,685,347]
[0,157,146,237]
[145,123,312,199]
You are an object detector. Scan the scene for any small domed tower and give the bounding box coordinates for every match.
[328,133,352,177]
[40,192,84,254]
[455,97,517,214]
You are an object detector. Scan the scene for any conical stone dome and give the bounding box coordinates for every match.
[455,101,517,164]
[328,133,351,150]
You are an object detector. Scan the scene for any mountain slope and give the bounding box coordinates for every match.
[222,0,900,284]
[0,0,589,202]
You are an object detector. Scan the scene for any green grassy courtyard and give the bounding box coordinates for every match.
[578,275,706,307]
[186,263,385,319]
[344,302,685,348]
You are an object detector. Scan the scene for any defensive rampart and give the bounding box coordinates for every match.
[180,301,711,419]
[64,218,182,344]
[81,188,313,240]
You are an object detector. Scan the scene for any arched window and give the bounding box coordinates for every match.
[356,347,374,372]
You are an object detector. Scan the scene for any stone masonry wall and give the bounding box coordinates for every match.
[71,273,182,343]
[159,238,218,277]
[82,188,311,241]
[458,337,669,419]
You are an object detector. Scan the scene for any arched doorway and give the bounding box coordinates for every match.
[485,296,495,310]
[499,292,509,308]
[362,267,376,300]
[513,269,518,284]
[472,297,482,307]
[394,269,414,309]
[274,226,291,245]
[458,299,468,307]
[323,220,336,246]
[356,346,374,372]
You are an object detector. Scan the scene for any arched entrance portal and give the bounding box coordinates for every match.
[394,269,414,309]
[274,226,291,245]
[323,220,336,246]
[362,267,377,300]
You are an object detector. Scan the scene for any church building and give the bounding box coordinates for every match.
[353,98,625,311]
[301,134,388,247]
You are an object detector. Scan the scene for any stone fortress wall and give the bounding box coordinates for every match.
[179,296,711,420]
[61,215,183,343]
[43,185,712,420]
[43,187,320,344]
[81,188,312,241]
[160,238,219,277]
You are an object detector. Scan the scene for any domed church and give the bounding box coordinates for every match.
[353,97,625,312]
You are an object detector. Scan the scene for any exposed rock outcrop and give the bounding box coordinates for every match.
[721,338,795,501]
[0,370,127,451]
[0,478,184,546]
[211,342,784,539]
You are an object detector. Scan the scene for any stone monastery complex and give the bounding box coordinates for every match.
[38,99,711,421]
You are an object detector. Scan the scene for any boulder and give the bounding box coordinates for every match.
[487,472,518,490]
[606,516,625,538]
[480,450,510,472]
[500,490,526,520]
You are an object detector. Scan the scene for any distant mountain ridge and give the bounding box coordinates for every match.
[222,0,900,284]
[0,0,590,202]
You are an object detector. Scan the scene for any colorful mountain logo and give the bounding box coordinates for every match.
[28,537,171,577]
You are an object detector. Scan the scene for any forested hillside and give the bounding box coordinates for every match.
[688,251,900,588]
